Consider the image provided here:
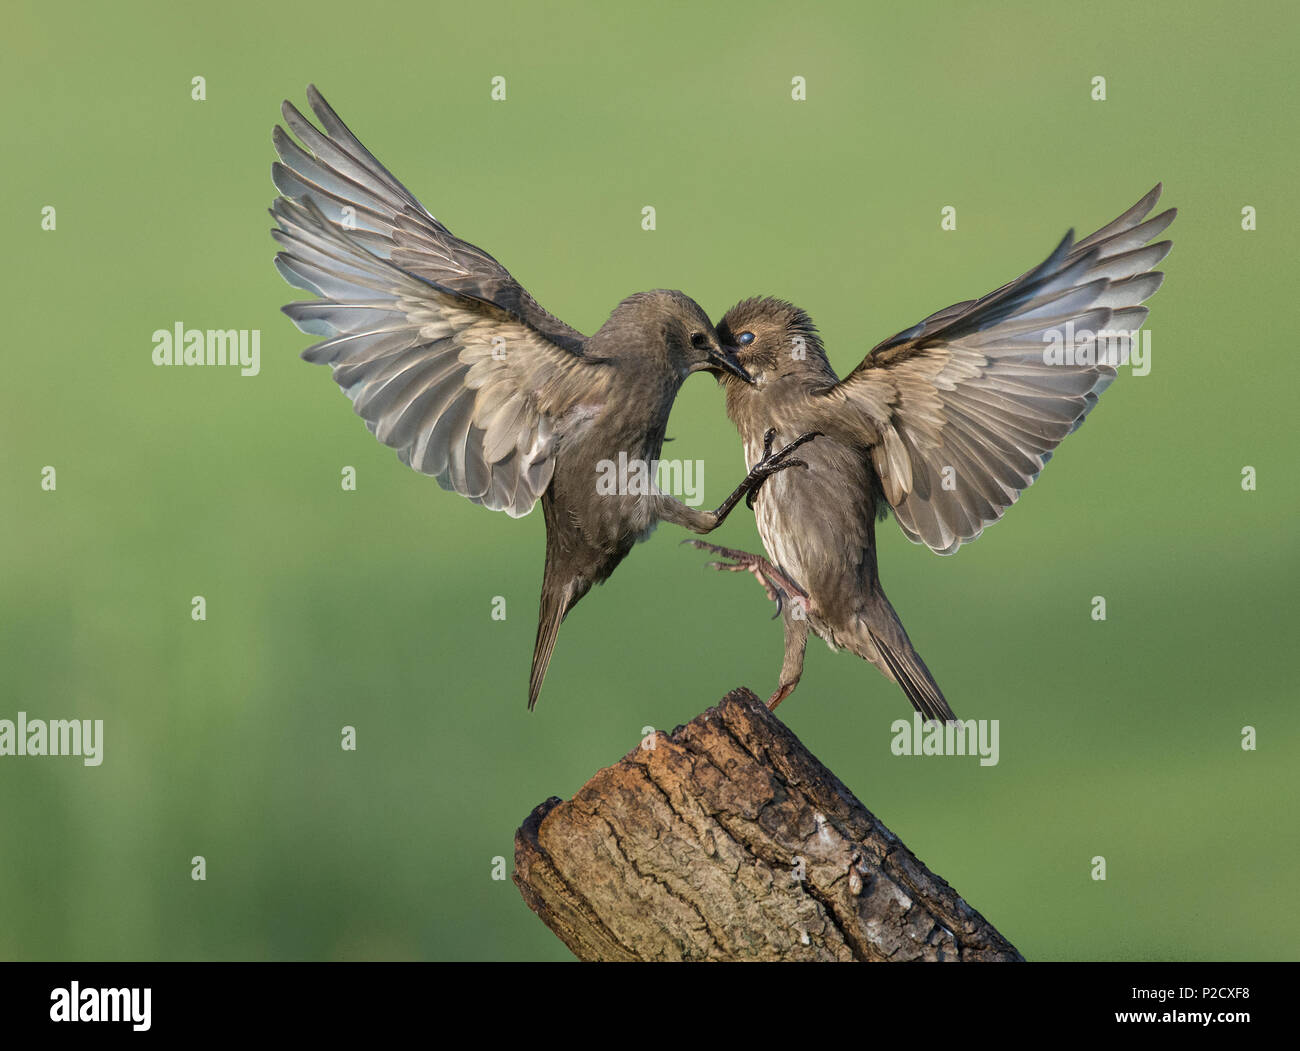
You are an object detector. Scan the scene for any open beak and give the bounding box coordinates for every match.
[707,345,752,384]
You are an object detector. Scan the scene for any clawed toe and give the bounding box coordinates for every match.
[700,551,782,607]
[762,430,822,467]
[684,539,810,620]
[684,539,752,562]
[743,432,822,506]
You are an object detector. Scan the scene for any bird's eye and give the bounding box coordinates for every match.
[738,331,756,346]
[690,332,708,349]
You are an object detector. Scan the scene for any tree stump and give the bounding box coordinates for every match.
[513,687,1022,961]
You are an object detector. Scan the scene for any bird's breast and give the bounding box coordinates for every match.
[744,426,879,635]
[745,433,809,589]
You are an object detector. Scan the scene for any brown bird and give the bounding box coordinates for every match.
[269,86,815,709]
[691,185,1175,721]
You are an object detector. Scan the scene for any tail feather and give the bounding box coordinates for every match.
[870,630,956,723]
[859,590,956,723]
[529,577,578,711]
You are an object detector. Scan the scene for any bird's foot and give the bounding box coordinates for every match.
[682,540,810,619]
[767,681,799,710]
[742,429,823,508]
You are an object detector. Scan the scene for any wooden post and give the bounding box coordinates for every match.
[513,687,1022,961]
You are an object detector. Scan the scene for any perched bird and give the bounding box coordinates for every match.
[691,186,1175,721]
[269,86,815,709]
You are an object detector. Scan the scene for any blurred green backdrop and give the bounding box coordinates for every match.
[3,0,1296,961]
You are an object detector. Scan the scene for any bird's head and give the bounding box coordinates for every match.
[716,297,831,396]
[598,290,751,384]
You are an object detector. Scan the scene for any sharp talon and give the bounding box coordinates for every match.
[685,539,728,556]
[693,544,803,618]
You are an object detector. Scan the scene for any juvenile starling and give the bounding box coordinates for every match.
[270,86,815,709]
[692,186,1175,721]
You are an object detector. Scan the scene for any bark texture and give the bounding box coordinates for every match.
[513,687,1022,961]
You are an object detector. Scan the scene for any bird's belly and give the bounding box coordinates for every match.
[745,435,810,586]
[745,429,877,647]
[755,497,845,649]
[755,497,805,586]
[559,413,665,553]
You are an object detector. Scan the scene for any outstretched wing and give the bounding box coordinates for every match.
[826,185,1174,554]
[271,85,605,517]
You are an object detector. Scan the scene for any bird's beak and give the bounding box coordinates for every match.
[707,345,752,384]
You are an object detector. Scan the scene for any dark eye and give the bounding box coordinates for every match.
[738,331,755,346]
[690,332,709,349]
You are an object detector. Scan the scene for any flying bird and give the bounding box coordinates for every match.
[269,86,815,709]
[691,185,1175,721]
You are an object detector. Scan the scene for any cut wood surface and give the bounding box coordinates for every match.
[514,687,1022,961]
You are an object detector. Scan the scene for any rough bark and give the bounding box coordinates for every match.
[513,687,1022,962]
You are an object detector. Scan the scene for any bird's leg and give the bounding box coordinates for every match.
[683,539,812,710]
[711,429,823,524]
[768,613,809,710]
[688,542,781,604]
[681,540,812,620]
[768,682,799,710]
[653,430,819,534]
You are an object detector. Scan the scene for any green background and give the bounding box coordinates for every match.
[3,0,1295,961]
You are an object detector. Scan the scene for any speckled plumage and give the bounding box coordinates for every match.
[271,87,798,709]
[716,187,1175,720]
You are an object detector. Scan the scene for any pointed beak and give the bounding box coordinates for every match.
[707,344,752,384]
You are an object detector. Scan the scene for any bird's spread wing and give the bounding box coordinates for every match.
[825,185,1174,554]
[272,85,604,517]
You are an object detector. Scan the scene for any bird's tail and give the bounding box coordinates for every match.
[529,575,582,711]
[857,590,956,723]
